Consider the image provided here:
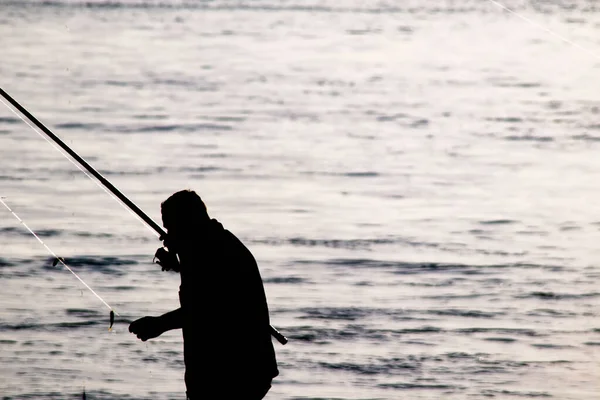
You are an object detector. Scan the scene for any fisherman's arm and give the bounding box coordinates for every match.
[129,308,183,341]
[158,307,184,331]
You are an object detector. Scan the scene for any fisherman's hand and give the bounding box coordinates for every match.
[154,247,180,272]
[129,316,164,341]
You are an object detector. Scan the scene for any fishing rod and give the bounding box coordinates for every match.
[0,87,166,238]
[0,87,288,345]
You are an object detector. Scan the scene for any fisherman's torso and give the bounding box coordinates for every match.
[176,219,278,387]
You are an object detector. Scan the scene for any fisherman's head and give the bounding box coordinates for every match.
[161,190,209,236]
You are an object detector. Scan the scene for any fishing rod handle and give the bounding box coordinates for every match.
[270,325,288,345]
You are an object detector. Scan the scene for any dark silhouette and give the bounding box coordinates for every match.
[129,190,279,399]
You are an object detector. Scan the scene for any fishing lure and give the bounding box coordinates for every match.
[109,310,115,331]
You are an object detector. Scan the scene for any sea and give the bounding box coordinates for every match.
[1,0,600,399]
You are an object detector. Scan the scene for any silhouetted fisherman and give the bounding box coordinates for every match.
[129,190,278,399]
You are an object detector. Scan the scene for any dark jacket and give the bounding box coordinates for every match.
[177,219,278,394]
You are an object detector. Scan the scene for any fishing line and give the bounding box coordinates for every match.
[0,197,118,315]
[486,0,600,61]
[0,93,160,239]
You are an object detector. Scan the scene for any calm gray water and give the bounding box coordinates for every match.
[1,0,600,399]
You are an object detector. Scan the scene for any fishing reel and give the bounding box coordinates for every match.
[153,247,180,272]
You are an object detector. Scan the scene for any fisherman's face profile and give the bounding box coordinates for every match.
[161,210,186,238]
[161,212,175,232]
[160,189,210,238]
